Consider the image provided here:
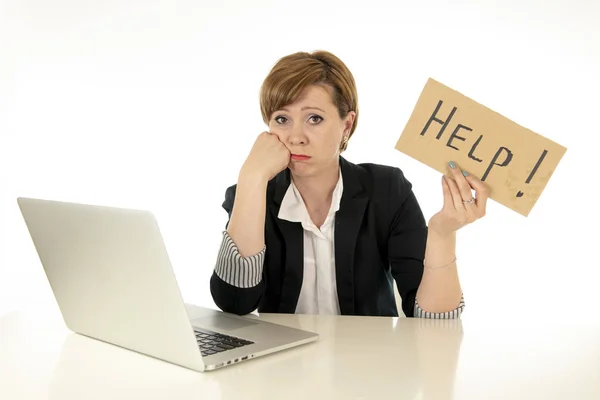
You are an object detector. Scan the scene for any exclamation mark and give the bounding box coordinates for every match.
[516,150,548,198]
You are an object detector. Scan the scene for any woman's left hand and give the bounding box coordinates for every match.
[428,161,490,237]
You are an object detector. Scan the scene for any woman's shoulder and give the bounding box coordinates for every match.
[353,161,407,179]
[342,159,422,223]
[343,158,414,196]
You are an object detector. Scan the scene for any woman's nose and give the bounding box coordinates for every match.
[287,123,307,145]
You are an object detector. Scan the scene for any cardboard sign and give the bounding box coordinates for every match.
[395,78,567,217]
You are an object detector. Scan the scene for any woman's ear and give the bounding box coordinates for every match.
[344,111,356,133]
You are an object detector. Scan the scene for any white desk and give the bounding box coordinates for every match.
[1,306,599,400]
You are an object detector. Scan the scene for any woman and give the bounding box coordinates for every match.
[210,50,488,318]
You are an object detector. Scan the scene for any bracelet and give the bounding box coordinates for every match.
[425,256,457,269]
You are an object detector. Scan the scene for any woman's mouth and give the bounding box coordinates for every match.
[291,154,311,161]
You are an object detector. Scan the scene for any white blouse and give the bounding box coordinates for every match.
[276,171,344,315]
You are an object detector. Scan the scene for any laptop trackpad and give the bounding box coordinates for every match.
[192,315,258,331]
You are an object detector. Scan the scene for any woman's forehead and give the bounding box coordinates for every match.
[281,85,335,110]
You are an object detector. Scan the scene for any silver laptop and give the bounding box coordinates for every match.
[17,197,318,372]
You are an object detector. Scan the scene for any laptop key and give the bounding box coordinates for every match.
[194,328,255,349]
[222,340,244,348]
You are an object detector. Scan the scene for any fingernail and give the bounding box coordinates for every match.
[462,170,469,177]
[448,161,456,169]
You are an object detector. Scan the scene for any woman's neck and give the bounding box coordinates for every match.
[291,160,340,206]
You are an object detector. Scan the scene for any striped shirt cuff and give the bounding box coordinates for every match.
[214,231,266,288]
[414,295,465,319]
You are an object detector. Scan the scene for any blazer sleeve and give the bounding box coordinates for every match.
[387,168,428,317]
[209,185,266,315]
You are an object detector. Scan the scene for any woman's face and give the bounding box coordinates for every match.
[268,84,355,178]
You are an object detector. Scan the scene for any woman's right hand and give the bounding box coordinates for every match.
[240,131,291,182]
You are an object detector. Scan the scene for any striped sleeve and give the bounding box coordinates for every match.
[214,231,266,288]
[414,294,465,319]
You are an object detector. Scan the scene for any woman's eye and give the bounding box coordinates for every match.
[309,115,323,124]
[274,114,322,124]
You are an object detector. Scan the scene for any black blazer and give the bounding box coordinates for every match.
[210,156,428,317]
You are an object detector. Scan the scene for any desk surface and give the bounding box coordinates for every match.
[1,306,599,400]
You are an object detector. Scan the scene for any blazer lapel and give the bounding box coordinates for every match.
[269,170,304,313]
[335,157,368,315]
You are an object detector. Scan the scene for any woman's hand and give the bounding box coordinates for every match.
[428,161,490,238]
[240,131,291,182]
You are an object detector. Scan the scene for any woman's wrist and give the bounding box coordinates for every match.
[238,166,269,189]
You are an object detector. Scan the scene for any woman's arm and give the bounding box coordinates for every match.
[226,171,269,257]
[415,230,463,313]
[416,161,488,315]
[210,172,270,315]
[225,131,290,256]
[387,167,465,319]
[210,132,291,315]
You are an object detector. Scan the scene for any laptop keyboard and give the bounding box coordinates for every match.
[194,327,254,357]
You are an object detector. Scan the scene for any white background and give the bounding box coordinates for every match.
[1,0,598,324]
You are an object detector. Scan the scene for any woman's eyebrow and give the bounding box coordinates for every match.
[278,106,326,113]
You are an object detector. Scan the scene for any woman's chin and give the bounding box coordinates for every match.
[288,161,316,177]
